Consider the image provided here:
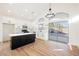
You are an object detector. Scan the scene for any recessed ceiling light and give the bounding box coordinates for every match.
[8,10,11,13]
[25,9,28,12]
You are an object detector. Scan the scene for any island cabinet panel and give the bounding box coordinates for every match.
[11,34,36,50]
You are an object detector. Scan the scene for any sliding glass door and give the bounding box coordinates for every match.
[48,12,69,44]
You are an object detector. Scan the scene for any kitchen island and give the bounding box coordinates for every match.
[10,33,36,50]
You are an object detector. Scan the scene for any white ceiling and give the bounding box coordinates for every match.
[0,3,79,21]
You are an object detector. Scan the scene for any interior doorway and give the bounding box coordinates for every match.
[3,23,15,42]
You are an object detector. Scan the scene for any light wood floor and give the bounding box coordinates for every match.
[0,39,79,56]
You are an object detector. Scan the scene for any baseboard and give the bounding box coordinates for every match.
[3,40,11,43]
[36,37,44,40]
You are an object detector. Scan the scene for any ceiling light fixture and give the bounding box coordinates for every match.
[45,3,55,19]
[25,9,28,12]
[8,10,11,13]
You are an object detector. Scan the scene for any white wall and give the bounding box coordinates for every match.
[0,22,3,42]
[69,15,79,47]
[69,22,79,46]
[0,16,31,42]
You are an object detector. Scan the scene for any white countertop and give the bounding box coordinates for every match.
[9,33,35,37]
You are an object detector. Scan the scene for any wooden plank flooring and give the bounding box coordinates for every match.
[0,39,79,56]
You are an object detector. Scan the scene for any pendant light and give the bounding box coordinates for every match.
[45,3,55,19]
